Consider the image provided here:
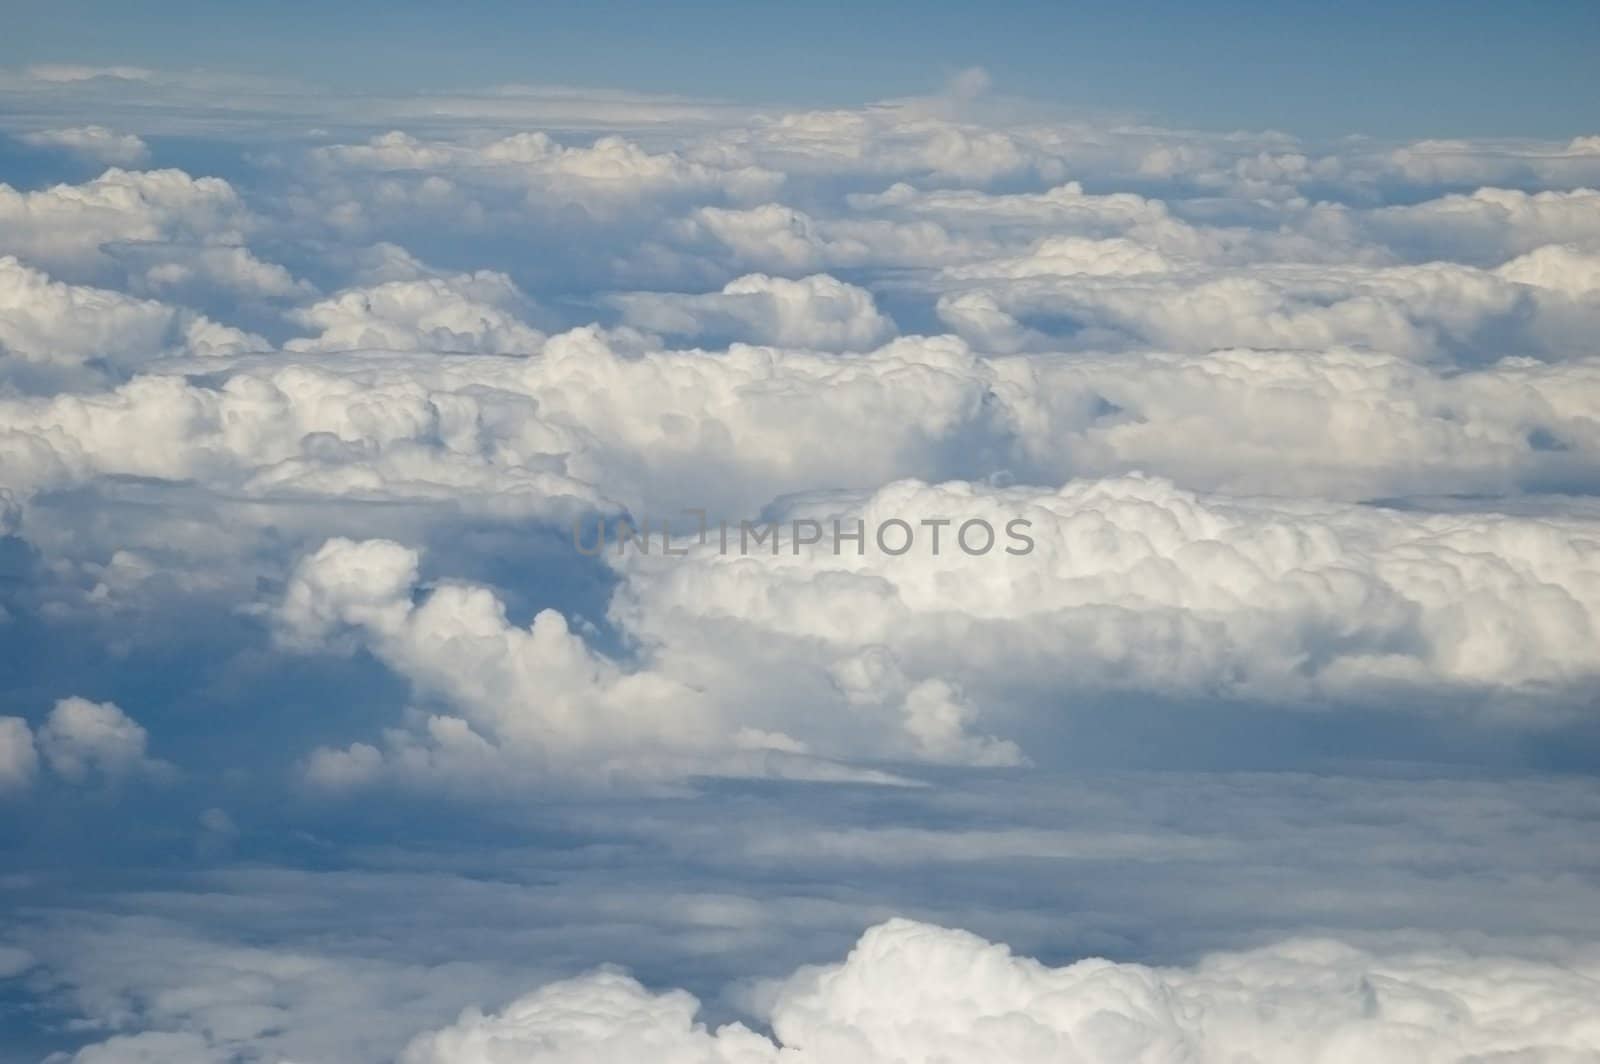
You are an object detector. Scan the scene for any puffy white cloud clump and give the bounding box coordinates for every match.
[36,696,169,783]
[126,243,312,302]
[0,167,251,277]
[11,327,1599,529]
[403,917,1600,1063]
[615,273,896,350]
[5,328,1598,662]
[286,270,547,354]
[0,697,168,793]
[310,129,783,222]
[20,125,150,165]
[0,354,605,515]
[989,346,1600,498]
[276,473,1599,790]
[0,255,264,381]
[0,165,307,308]
[1374,187,1600,262]
[936,255,1585,360]
[842,180,1300,267]
[615,474,1600,698]
[687,102,1068,186]
[278,537,947,789]
[0,716,38,792]
[668,202,991,276]
[0,330,995,521]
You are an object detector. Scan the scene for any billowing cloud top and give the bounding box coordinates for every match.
[402,918,1600,1063]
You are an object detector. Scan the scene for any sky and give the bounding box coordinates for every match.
[2,6,1600,1064]
[5,0,1600,137]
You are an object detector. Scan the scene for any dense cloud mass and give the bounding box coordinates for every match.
[2,58,1600,1063]
[403,919,1600,1063]
[272,474,1598,789]
[0,255,263,387]
[0,167,252,279]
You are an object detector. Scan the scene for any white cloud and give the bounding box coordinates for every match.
[1373,187,1600,262]
[310,129,783,219]
[37,696,170,783]
[0,354,604,513]
[0,716,38,792]
[277,533,983,789]
[987,346,1600,499]
[944,235,1179,279]
[274,470,1600,792]
[403,917,1600,1063]
[1376,137,1600,193]
[0,255,264,379]
[0,329,996,520]
[1498,243,1600,298]
[0,167,251,278]
[845,180,1243,264]
[667,202,989,276]
[64,1031,221,1064]
[936,255,1554,360]
[0,699,168,791]
[22,65,155,83]
[615,273,896,350]
[278,537,914,789]
[686,97,1072,186]
[5,331,1600,618]
[128,243,313,302]
[285,270,546,355]
[20,125,150,165]
[645,476,1600,693]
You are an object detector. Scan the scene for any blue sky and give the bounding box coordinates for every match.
[7,0,1599,137]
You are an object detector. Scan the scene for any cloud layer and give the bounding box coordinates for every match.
[3,62,1600,1063]
[404,918,1600,1063]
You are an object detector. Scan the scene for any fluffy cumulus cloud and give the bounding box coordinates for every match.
[278,537,941,789]
[0,167,252,277]
[403,918,1600,1063]
[275,472,1599,791]
[123,243,313,302]
[0,697,167,792]
[687,105,1065,186]
[5,332,1600,640]
[286,270,546,354]
[0,716,39,791]
[0,330,994,522]
[319,130,781,201]
[615,273,896,350]
[307,129,783,227]
[0,255,264,383]
[36,696,169,783]
[990,346,1600,498]
[1373,187,1600,262]
[604,476,1600,743]
[659,201,984,279]
[936,248,1595,360]
[19,124,150,165]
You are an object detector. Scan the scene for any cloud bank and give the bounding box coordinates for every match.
[3,61,1600,1063]
[404,919,1600,1063]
